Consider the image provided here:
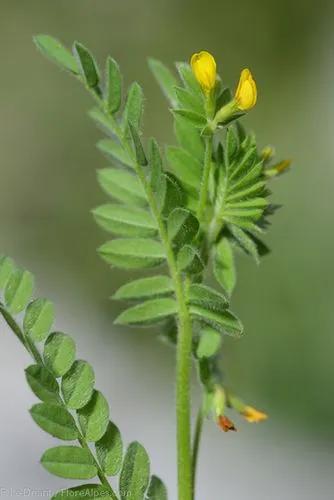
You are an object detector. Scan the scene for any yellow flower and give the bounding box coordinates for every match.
[191,51,217,93]
[242,406,268,423]
[235,68,257,111]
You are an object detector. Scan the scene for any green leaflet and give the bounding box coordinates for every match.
[98,239,165,269]
[0,255,14,289]
[43,332,76,377]
[119,442,150,500]
[213,238,237,296]
[113,276,174,300]
[33,35,78,74]
[177,245,204,274]
[23,299,54,342]
[97,139,133,167]
[225,128,239,166]
[172,109,207,129]
[229,146,257,181]
[230,225,259,264]
[167,208,199,250]
[188,284,229,312]
[128,122,148,166]
[146,476,168,500]
[89,108,118,136]
[106,56,122,114]
[97,168,146,206]
[78,390,110,442]
[176,62,202,98]
[93,204,157,237]
[148,138,165,205]
[61,360,95,410]
[96,422,123,476]
[166,146,202,190]
[73,42,100,89]
[122,82,144,131]
[228,161,264,193]
[115,298,178,325]
[41,446,97,480]
[190,304,243,337]
[148,58,178,106]
[174,86,204,115]
[225,197,268,209]
[196,328,222,359]
[25,364,61,404]
[4,269,34,314]
[52,485,114,500]
[30,403,79,440]
[226,180,266,203]
[174,114,204,162]
[161,173,184,217]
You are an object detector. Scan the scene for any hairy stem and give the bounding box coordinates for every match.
[135,164,193,500]
[192,404,204,497]
[105,113,194,500]
[197,135,213,225]
[0,304,118,500]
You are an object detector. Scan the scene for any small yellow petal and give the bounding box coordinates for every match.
[191,51,217,93]
[235,68,257,111]
[242,406,268,423]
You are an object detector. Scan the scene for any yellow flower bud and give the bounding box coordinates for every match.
[261,146,275,162]
[265,159,292,177]
[190,51,217,93]
[275,159,291,174]
[235,68,257,111]
[242,406,268,423]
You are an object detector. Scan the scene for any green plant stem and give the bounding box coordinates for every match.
[192,405,204,497]
[104,115,194,500]
[135,163,193,500]
[197,135,213,225]
[0,304,118,500]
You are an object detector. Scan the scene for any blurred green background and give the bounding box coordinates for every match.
[0,0,333,498]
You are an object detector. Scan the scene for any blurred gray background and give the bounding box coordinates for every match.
[1,0,334,498]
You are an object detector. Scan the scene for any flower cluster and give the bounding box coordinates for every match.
[191,50,257,112]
